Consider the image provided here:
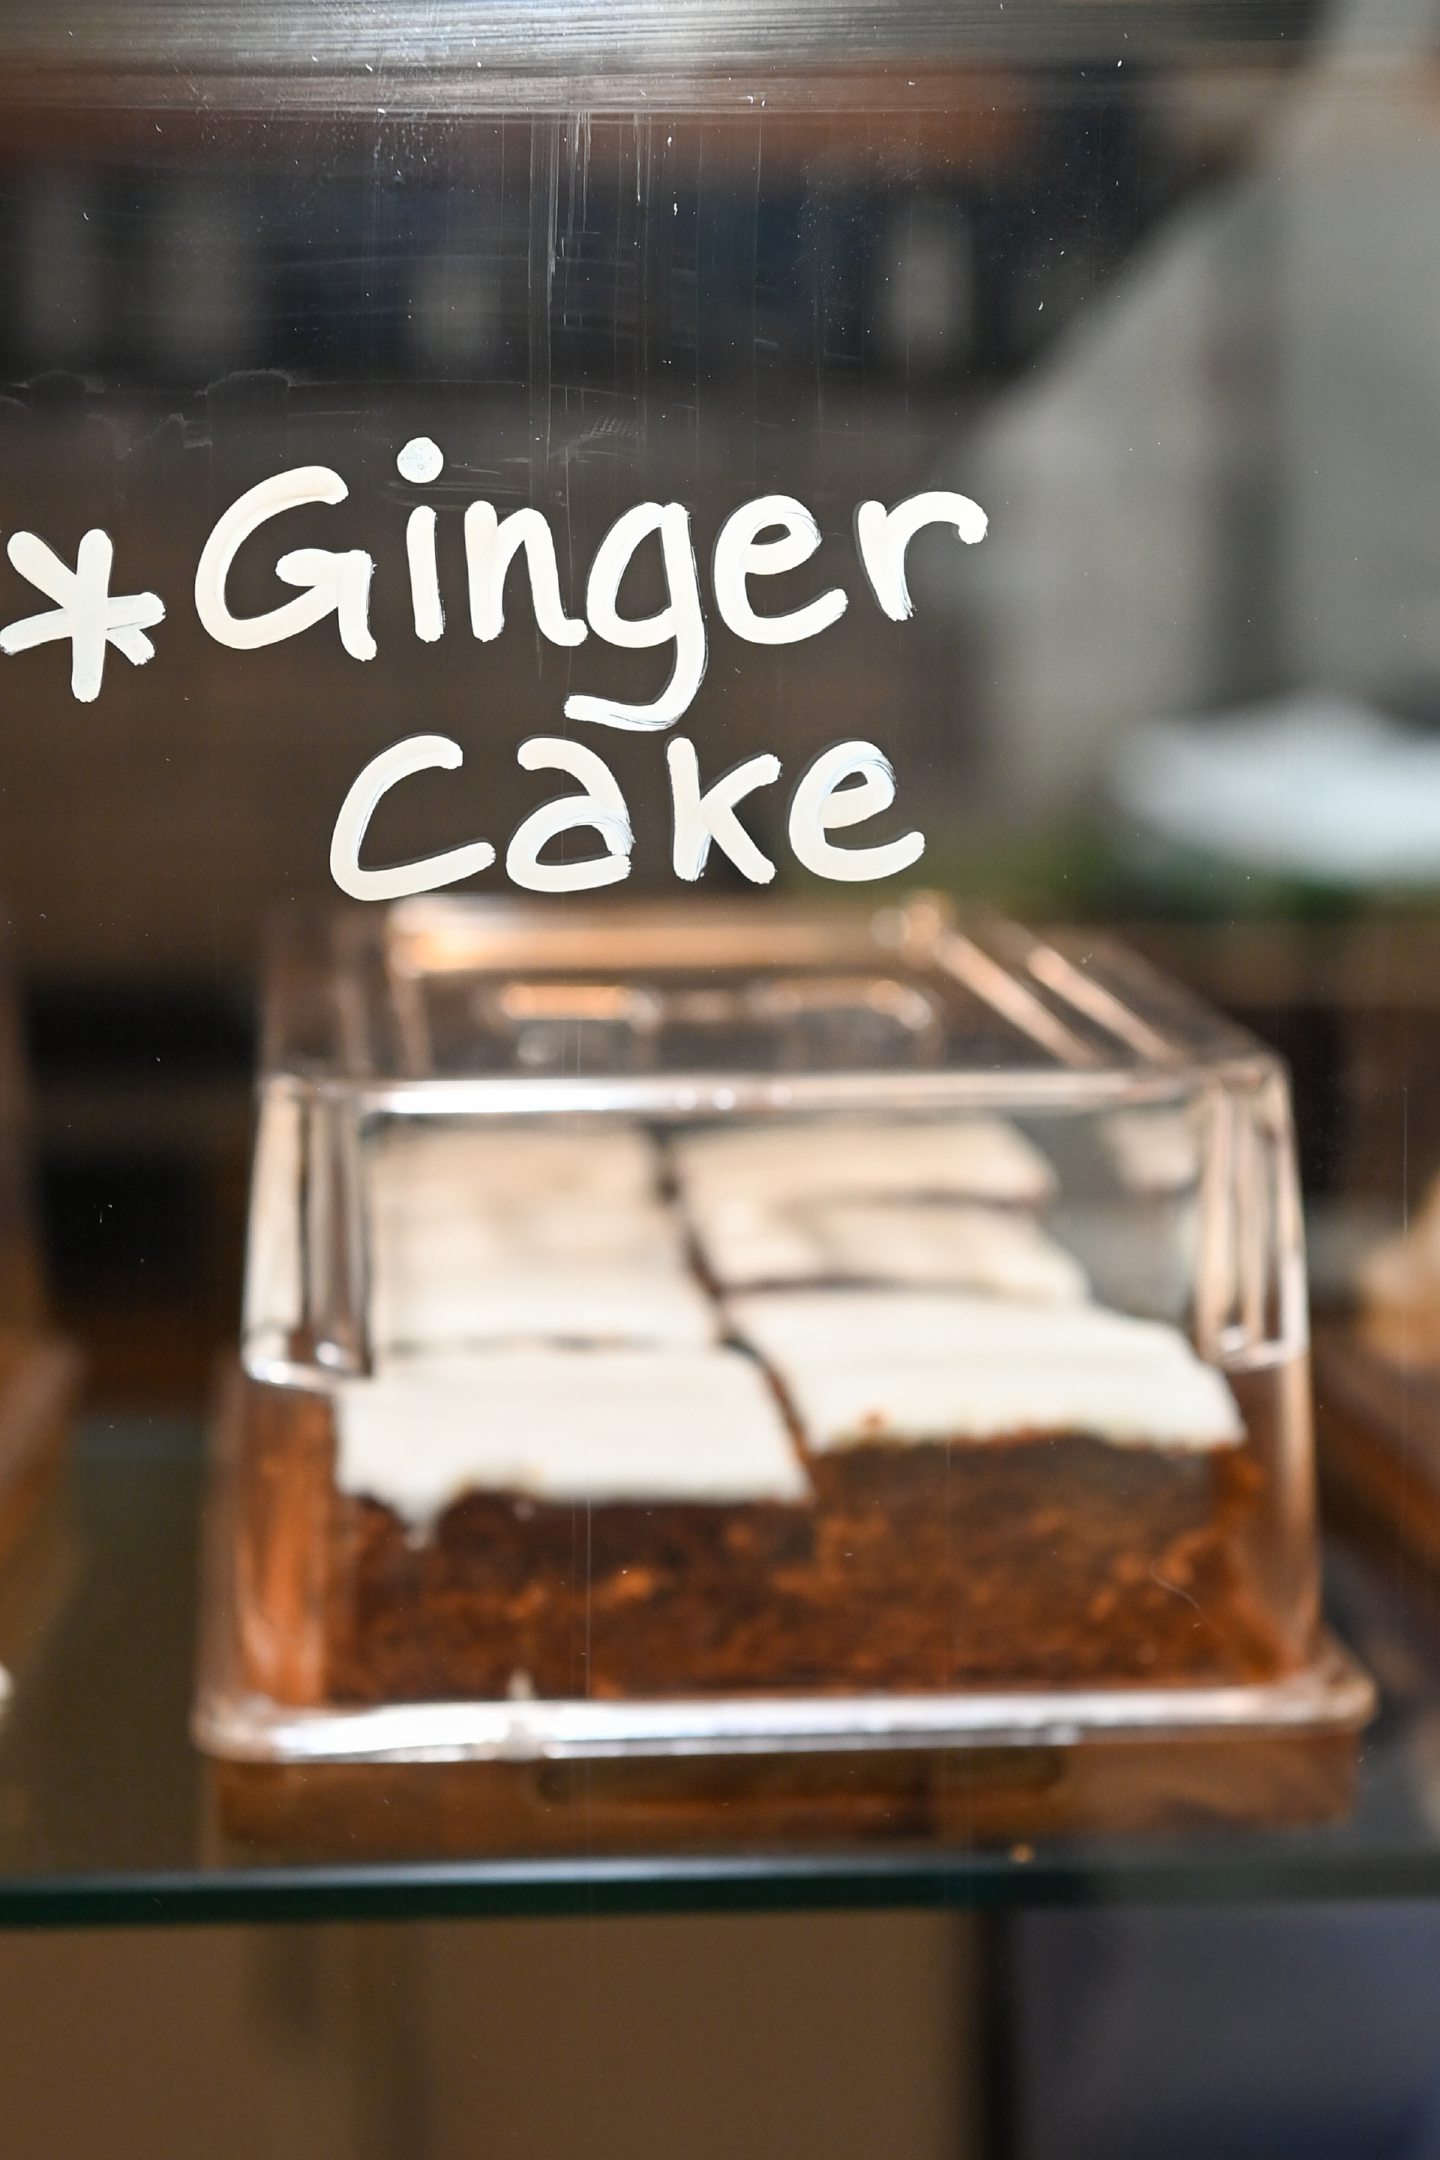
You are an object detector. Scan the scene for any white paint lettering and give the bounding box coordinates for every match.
[712,494,847,647]
[397,436,444,486]
[195,466,375,658]
[565,502,705,732]
[506,736,633,893]
[0,528,164,702]
[667,737,780,884]
[788,740,925,883]
[464,505,586,647]
[330,735,496,900]
[406,507,444,643]
[855,490,988,621]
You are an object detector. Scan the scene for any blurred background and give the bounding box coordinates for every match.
[1,0,1435,1414]
[2,4,1440,2158]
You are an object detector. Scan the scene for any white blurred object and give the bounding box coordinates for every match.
[938,191,1236,817]
[933,0,1440,822]
[1114,691,1440,885]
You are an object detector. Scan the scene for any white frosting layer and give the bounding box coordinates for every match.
[369,1124,660,1215]
[727,1290,1243,1453]
[334,1348,809,1523]
[691,1196,1087,1300]
[373,1262,718,1356]
[367,1124,713,1350]
[371,1194,714,1348]
[673,1117,1056,1209]
[372,1193,685,1270]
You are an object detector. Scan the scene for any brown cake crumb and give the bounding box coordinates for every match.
[234,1378,1288,1706]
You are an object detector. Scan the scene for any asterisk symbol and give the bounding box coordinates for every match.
[0,529,165,702]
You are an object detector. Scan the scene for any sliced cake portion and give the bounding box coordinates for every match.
[687,1194,1087,1300]
[243,1348,815,1705]
[237,1282,1284,1706]
[370,1123,661,1211]
[725,1290,1242,1451]
[724,1290,1281,1688]
[334,1349,809,1524]
[671,1115,1057,1213]
[366,1120,716,1355]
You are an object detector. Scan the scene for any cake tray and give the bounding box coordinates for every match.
[1315,1325,1440,1571]
[194,1373,1374,1853]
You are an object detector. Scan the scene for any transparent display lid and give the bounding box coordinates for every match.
[245,894,1303,1383]
[204,893,1369,1807]
[263,893,1263,1100]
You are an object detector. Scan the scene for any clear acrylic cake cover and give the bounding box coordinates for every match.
[199,895,1373,1769]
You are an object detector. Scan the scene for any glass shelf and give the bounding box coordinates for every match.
[0,1416,1432,1929]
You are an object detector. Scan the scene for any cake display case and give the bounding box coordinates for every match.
[1316,1176,1440,1576]
[0,946,79,1718]
[196,893,1371,1853]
